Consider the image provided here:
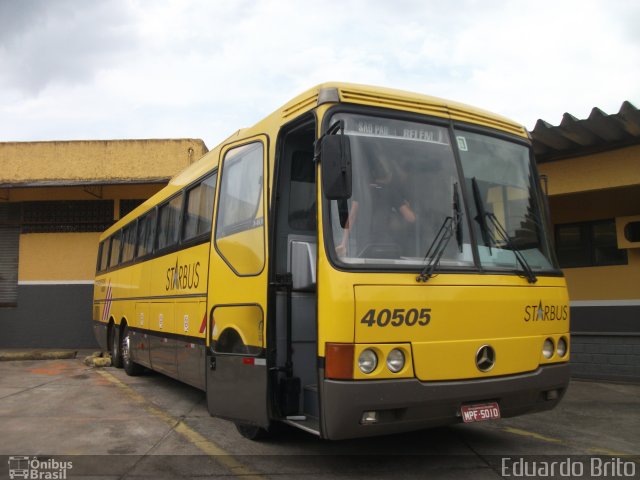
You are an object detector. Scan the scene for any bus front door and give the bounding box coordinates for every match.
[205,138,270,430]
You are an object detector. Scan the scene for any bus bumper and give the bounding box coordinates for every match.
[320,363,570,440]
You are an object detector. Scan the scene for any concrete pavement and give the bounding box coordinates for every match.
[0,356,638,478]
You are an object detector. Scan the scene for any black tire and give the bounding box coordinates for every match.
[110,324,123,368]
[121,324,145,376]
[235,422,270,441]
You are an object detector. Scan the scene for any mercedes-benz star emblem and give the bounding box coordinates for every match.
[476,345,496,372]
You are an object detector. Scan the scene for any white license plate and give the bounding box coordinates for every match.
[460,402,501,423]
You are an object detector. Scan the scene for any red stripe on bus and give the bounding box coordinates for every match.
[199,313,207,334]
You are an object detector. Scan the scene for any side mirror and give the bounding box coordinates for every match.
[321,134,352,200]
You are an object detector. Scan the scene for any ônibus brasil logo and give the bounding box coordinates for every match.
[8,457,72,479]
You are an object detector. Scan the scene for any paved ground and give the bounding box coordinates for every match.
[0,355,638,479]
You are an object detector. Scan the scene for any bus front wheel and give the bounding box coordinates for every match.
[234,422,270,441]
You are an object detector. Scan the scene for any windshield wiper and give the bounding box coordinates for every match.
[471,177,491,252]
[416,184,462,283]
[453,182,463,252]
[470,177,537,284]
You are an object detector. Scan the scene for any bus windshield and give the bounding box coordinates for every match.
[328,113,474,269]
[326,113,558,273]
[456,130,556,272]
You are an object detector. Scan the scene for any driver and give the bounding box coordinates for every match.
[335,157,415,257]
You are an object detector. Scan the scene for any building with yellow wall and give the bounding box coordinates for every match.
[532,101,640,383]
[0,139,207,347]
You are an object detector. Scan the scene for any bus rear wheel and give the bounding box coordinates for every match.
[121,325,144,376]
[110,324,123,368]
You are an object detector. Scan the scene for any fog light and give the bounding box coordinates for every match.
[386,348,405,373]
[542,338,554,359]
[545,389,559,401]
[358,349,378,374]
[361,411,378,424]
[557,337,568,357]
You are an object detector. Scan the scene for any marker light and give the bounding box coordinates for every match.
[358,349,378,374]
[386,348,405,373]
[542,338,554,359]
[325,343,355,379]
[557,337,568,357]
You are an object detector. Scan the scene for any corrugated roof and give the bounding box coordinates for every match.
[531,101,640,162]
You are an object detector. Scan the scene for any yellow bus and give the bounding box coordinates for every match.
[93,82,570,440]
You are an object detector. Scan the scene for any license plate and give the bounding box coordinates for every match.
[460,402,501,423]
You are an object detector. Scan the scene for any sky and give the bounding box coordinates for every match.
[1,0,639,149]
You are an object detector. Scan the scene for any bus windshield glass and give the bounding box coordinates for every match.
[326,113,558,273]
[328,114,474,269]
[456,130,556,272]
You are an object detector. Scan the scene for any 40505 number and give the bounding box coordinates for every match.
[360,308,431,327]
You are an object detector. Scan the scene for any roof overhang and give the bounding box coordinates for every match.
[531,101,640,163]
[0,178,170,189]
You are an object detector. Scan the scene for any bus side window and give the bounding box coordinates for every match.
[183,172,217,241]
[121,222,136,263]
[157,194,183,250]
[136,210,156,258]
[99,239,110,271]
[109,232,122,268]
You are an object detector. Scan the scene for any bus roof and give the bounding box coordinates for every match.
[101,82,527,239]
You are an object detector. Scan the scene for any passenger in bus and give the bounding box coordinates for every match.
[335,157,416,258]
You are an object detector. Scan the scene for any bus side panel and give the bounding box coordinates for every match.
[133,302,151,367]
[176,301,207,390]
[149,302,177,377]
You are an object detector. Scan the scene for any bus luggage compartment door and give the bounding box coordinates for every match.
[206,305,269,428]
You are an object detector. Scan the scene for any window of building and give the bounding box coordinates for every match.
[156,194,183,250]
[22,200,114,233]
[555,219,627,268]
[183,172,217,241]
[120,199,145,218]
[0,204,20,306]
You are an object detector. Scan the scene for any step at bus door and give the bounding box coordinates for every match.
[205,137,270,429]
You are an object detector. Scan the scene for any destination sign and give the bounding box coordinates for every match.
[337,114,450,145]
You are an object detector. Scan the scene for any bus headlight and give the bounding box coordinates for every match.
[557,337,568,357]
[542,338,554,359]
[358,349,378,374]
[386,348,405,373]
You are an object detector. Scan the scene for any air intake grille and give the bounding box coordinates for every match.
[340,89,526,137]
